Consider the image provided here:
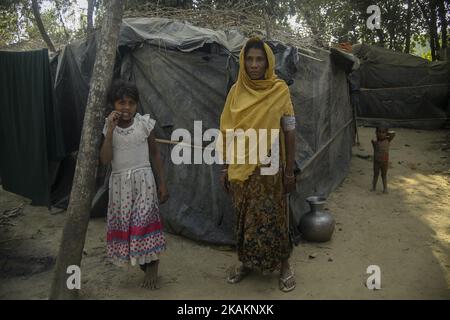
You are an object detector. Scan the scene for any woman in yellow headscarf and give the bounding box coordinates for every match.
[220,38,297,292]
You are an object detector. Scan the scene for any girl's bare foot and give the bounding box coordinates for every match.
[141,260,160,290]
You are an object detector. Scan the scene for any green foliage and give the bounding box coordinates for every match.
[292,0,428,52]
[0,9,20,46]
[0,0,444,57]
[0,0,79,48]
[421,50,432,61]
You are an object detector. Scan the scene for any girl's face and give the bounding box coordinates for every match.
[376,128,388,140]
[114,95,137,122]
[245,48,268,80]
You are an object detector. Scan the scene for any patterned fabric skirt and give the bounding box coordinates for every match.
[230,172,292,273]
[107,167,166,266]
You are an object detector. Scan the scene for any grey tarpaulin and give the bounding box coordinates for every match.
[52,17,355,244]
[352,43,450,129]
[118,17,247,54]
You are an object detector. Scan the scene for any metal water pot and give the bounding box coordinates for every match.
[299,196,335,242]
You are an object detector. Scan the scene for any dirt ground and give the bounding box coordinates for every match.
[0,127,449,300]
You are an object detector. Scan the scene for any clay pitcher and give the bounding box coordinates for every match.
[299,196,335,242]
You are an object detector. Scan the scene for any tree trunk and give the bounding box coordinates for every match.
[405,0,412,53]
[264,13,272,40]
[387,22,394,49]
[430,34,436,61]
[430,0,440,53]
[417,0,436,60]
[54,0,70,41]
[49,0,124,300]
[299,7,322,46]
[437,0,447,50]
[376,29,385,46]
[31,0,56,52]
[87,0,95,35]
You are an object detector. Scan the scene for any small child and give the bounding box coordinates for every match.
[371,127,395,193]
[100,80,169,289]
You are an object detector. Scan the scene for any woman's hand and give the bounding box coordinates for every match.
[158,183,169,204]
[283,171,296,194]
[220,170,230,193]
[107,111,121,131]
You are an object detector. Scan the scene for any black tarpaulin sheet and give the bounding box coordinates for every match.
[52,18,355,244]
[54,35,98,154]
[352,43,450,129]
[0,49,65,205]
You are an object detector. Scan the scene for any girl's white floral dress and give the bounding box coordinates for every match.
[102,113,165,266]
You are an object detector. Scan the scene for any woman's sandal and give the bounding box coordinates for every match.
[279,269,296,292]
[226,264,250,284]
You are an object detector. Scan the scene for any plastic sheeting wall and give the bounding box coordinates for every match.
[352,44,450,129]
[118,43,354,244]
[288,49,354,230]
[121,45,236,243]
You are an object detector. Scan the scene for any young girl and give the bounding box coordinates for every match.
[371,127,395,194]
[100,80,169,289]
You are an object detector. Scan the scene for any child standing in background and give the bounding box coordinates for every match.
[371,127,395,194]
[100,80,169,289]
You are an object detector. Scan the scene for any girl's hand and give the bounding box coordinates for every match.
[388,131,396,141]
[283,171,296,194]
[158,183,169,204]
[107,111,121,131]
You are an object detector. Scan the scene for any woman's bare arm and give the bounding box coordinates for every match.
[148,132,169,203]
[283,129,296,194]
[284,130,295,175]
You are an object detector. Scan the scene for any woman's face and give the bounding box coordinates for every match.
[245,47,268,80]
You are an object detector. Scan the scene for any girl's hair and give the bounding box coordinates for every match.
[244,38,268,63]
[376,127,389,132]
[108,79,139,105]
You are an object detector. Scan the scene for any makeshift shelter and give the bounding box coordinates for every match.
[351,43,450,129]
[50,17,355,245]
[1,18,356,245]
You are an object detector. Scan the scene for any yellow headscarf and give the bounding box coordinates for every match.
[219,38,295,182]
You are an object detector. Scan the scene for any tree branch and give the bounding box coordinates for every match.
[87,0,95,35]
[31,0,56,52]
[54,0,70,41]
